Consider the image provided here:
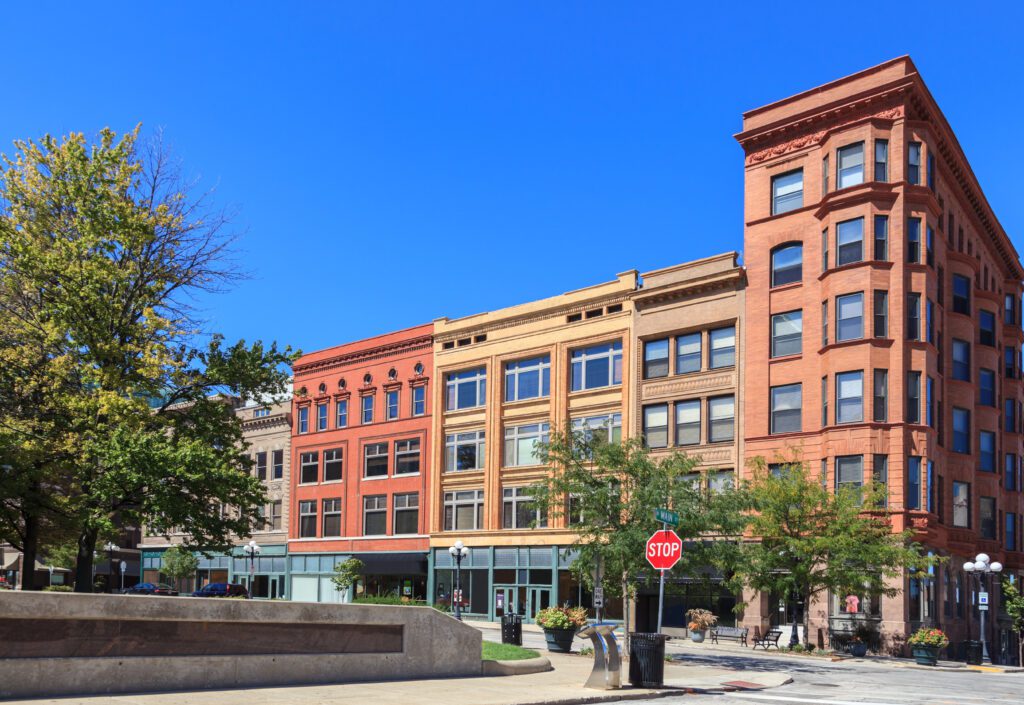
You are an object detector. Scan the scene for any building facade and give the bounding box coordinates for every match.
[288,324,433,604]
[737,56,1024,656]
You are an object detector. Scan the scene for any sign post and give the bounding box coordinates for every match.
[646,523,683,635]
[119,560,127,591]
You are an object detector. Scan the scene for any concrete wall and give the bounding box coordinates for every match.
[0,591,481,699]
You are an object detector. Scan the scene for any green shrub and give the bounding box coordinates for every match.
[535,605,587,630]
[43,585,73,592]
[353,593,424,606]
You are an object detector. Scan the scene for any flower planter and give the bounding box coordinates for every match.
[849,642,868,658]
[690,630,706,643]
[911,645,939,666]
[543,628,576,653]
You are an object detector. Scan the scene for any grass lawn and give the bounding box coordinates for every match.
[482,641,540,661]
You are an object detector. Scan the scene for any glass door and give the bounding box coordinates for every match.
[494,586,516,619]
[527,587,551,621]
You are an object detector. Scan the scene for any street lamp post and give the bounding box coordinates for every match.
[244,541,261,596]
[449,540,469,621]
[964,553,1002,664]
[103,542,119,594]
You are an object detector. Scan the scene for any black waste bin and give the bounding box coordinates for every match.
[501,613,522,646]
[628,632,669,688]
[963,640,983,665]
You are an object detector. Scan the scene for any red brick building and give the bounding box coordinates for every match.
[737,57,1023,657]
[288,324,433,603]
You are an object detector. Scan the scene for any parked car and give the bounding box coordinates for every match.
[192,582,249,598]
[124,582,179,596]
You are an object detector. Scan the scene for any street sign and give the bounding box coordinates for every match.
[655,508,679,526]
[979,603,989,611]
[119,560,127,574]
[979,592,989,605]
[646,529,683,571]
[593,586,604,608]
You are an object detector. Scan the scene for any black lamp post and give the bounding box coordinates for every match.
[964,553,1002,664]
[244,540,261,596]
[449,540,469,620]
[103,542,119,593]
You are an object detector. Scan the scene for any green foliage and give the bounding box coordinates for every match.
[42,542,78,571]
[352,593,412,605]
[331,558,364,594]
[161,545,199,586]
[1002,578,1024,666]
[482,641,540,661]
[42,585,73,592]
[535,605,588,629]
[906,627,949,648]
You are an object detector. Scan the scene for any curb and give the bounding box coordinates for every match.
[513,677,795,705]
[482,656,553,676]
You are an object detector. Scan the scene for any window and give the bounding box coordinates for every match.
[1005,294,1017,326]
[908,142,921,184]
[1008,513,1017,552]
[822,300,829,347]
[504,423,550,466]
[572,413,622,445]
[364,442,388,478]
[953,408,970,454]
[952,481,970,527]
[771,310,802,357]
[571,341,623,390]
[927,376,935,428]
[874,215,888,260]
[873,455,889,507]
[926,225,935,267]
[874,290,888,337]
[771,243,803,286]
[272,449,284,480]
[412,386,426,416]
[643,339,670,378]
[642,405,669,448]
[298,500,317,538]
[907,217,921,263]
[447,368,487,410]
[253,407,270,419]
[874,139,888,182]
[394,493,419,535]
[297,406,309,434]
[873,369,888,422]
[952,339,970,381]
[676,333,701,373]
[770,384,801,434]
[1007,454,1019,491]
[907,456,921,510]
[254,451,267,481]
[324,448,343,482]
[980,431,996,472]
[927,152,936,191]
[771,169,803,215]
[363,495,387,536]
[836,455,864,500]
[836,218,864,266]
[322,498,342,537]
[980,497,996,540]
[1007,347,1018,379]
[980,310,996,347]
[837,143,864,189]
[906,372,921,424]
[822,228,829,272]
[836,371,863,424]
[317,402,328,431]
[395,439,421,474]
[836,293,864,341]
[445,430,485,472]
[709,470,735,494]
[336,399,348,428]
[709,396,735,442]
[300,451,318,484]
[980,369,996,406]
[906,293,920,340]
[361,395,374,424]
[822,154,829,195]
[926,300,935,344]
[502,487,547,529]
[1007,399,1017,434]
[952,274,971,314]
[675,401,700,446]
[821,375,828,426]
[709,326,736,368]
[443,490,484,531]
[505,356,550,401]
[269,500,282,531]
[386,389,399,420]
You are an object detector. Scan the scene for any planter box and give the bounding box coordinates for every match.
[690,630,706,643]
[911,645,939,666]
[543,628,576,653]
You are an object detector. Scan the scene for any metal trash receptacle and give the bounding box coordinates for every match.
[628,632,669,688]
[963,640,982,665]
[501,613,522,646]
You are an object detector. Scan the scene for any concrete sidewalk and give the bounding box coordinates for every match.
[10,648,791,705]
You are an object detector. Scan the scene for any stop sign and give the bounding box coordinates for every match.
[646,529,683,571]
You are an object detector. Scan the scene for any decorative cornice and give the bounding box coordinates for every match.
[293,335,433,376]
[642,372,736,398]
[633,271,744,308]
[241,412,291,431]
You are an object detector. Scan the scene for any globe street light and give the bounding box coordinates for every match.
[103,542,119,593]
[244,541,261,594]
[964,553,1002,664]
[449,540,469,621]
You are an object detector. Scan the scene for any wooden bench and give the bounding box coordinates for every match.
[752,629,783,650]
[710,626,749,647]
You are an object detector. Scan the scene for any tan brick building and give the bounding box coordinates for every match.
[737,56,1024,655]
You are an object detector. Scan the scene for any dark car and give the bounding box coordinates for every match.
[125,582,179,596]
[192,582,249,598]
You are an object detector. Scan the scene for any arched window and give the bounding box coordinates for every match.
[771,243,803,287]
[388,368,398,380]
[338,378,346,389]
[318,383,326,394]
[363,373,372,385]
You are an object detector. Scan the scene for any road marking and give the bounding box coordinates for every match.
[731,693,903,705]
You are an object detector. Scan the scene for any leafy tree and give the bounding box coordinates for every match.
[529,427,748,647]
[162,545,199,592]
[331,558,364,599]
[730,456,937,648]
[0,127,295,590]
[1002,578,1024,668]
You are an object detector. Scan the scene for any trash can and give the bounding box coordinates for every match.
[963,640,982,666]
[501,613,523,646]
[628,632,669,688]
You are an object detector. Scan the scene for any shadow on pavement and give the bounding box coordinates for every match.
[670,651,843,676]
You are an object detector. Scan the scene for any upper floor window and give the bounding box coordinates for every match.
[412,385,426,416]
[643,339,670,379]
[1005,294,1018,326]
[980,431,996,472]
[443,490,484,532]
[908,142,922,184]
[297,406,309,434]
[446,430,485,472]
[907,218,921,263]
[316,403,328,431]
[675,400,700,446]
[952,407,971,454]
[322,498,342,537]
[836,293,864,342]
[952,275,971,315]
[906,293,921,341]
[364,442,389,478]
[836,371,864,424]
[505,356,550,401]
[836,455,864,500]
[570,341,622,391]
[927,153,936,191]
[771,310,802,358]
[504,423,550,467]
[502,487,547,530]
[395,439,421,475]
[952,481,970,528]
[952,339,971,381]
[298,500,317,538]
[363,495,387,536]
[300,451,318,484]
[361,395,374,424]
[572,413,622,446]
[676,333,701,373]
[770,383,801,434]
[837,142,864,189]
[836,217,864,266]
[394,493,419,535]
[874,290,888,337]
[336,399,348,428]
[709,395,735,442]
[447,368,487,410]
[771,243,803,287]
[272,449,284,480]
[386,389,399,420]
[324,448,343,482]
[979,496,996,540]
[771,169,803,215]
[874,215,888,260]
[253,407,270,418]
[874,139,888,182]
[980,368,996,407]
[980,310,996,347]
[709,326,736,368]
[642,404,669,448]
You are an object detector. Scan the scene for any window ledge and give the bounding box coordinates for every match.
[393,472,421,478]
[568,384,623,398]
[321,479,344,485]
[819,337,892,354]
[503,396,552,409]
[362,475,390,481]
[769,281,803,294]
[817,259,893,282]
[769,354,802,364]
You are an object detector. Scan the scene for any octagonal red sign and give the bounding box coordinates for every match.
[646,529,682,571]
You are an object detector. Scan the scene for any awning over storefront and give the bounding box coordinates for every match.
[355,552,427,576]
[1,554,19,571]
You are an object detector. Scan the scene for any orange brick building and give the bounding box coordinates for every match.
[288,324,433,603]
[737,57,1023,654]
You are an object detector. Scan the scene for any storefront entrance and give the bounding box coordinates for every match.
[493,585,551,620]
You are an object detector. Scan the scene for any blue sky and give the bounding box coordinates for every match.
[5,2,1023,356]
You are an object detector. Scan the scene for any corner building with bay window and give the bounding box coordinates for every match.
[738,57,1024,657]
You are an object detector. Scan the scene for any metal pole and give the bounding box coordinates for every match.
[981,573,990,664]
[656,520,667,634]
[454,556,462,621]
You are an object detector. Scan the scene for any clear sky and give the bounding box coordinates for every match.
[4,2,1023,356]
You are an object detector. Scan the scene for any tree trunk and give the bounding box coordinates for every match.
[622,572,630,658]
[803,591,813,649]
[73,528,98,593]
[19,513,40,591]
